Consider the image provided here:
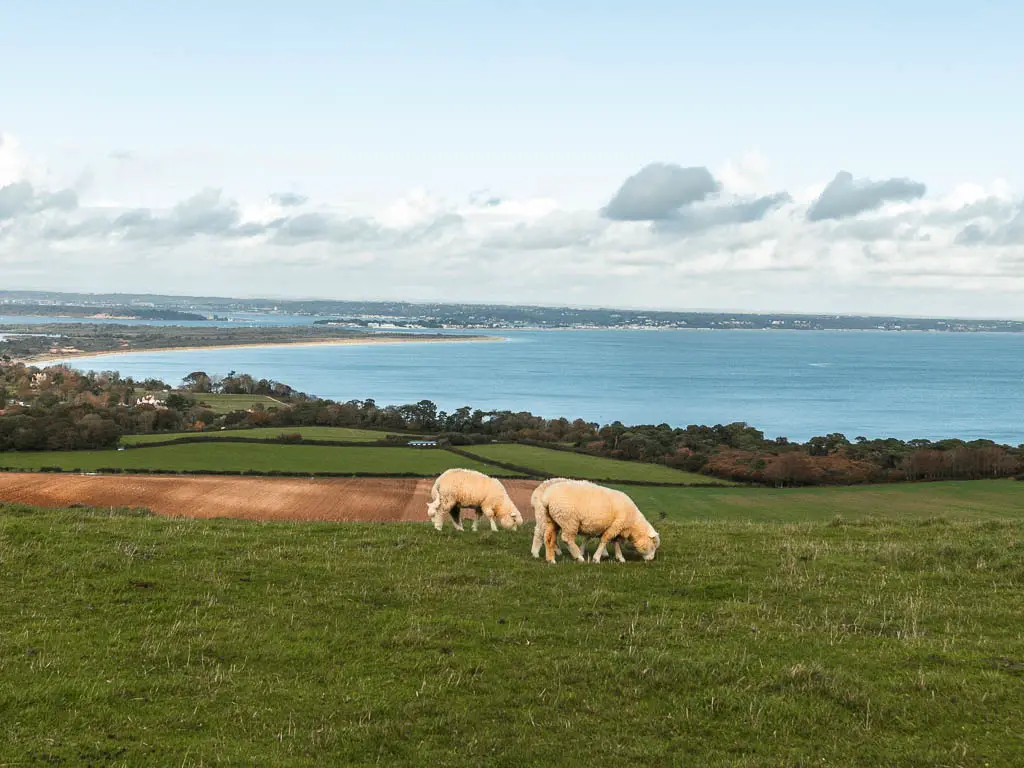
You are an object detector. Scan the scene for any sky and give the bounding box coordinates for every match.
[2,1,1023,317]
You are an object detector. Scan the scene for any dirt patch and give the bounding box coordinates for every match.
[0,473,542,523]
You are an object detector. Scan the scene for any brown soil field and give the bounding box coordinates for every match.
[0,473,542,523]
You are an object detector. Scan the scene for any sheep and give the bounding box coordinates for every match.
[528,477,625,560]
[535,480,660,563]
[426,468,524,532]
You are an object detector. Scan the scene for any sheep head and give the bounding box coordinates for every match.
[495,496,524,530]
[630,524,661,561]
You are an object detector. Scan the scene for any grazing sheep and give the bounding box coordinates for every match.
[536,480,660,563]
[530,477,628,561]
[527,477,621,560]
[426,468,524,532]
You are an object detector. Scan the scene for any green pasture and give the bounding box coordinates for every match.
[0,443,498,476]
[0,504,1021,766]
[192,393,288,413]
[460,442,729,484]
[618,479,1024,523]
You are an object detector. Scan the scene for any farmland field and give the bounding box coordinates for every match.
[121,425,404,445]
[0,473,540,522]
[460,442,729,484]
[616,478,1024,523]
[1,474,1020,524]
[1,503,1021,766]
[0,443,500,476]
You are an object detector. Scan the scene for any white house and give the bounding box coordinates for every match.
[135,394,167,409]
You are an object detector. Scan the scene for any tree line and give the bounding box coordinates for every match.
[2,362,1022,484]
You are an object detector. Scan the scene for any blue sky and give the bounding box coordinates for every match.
[2,2,1023,315]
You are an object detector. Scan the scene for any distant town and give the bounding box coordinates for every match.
[3,289,1024,333]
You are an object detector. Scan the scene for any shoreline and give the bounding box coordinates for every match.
[23,333,505,365]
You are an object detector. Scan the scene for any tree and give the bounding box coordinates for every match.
[182,371,213,393]
[165,393,195,412]
[804,433,848,456]
[765,452,817,487]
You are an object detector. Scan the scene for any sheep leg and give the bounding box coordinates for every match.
[489,516,499,532]
[593,523,626,563]
[531,520,545,558]
[533,518,563,558]
[560,526,586,563]
[447,503,465,532]
[543,522,561,564]
[614,540,626,563]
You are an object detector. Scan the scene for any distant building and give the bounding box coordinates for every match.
[135,394,167,409]
[407,440,438,448]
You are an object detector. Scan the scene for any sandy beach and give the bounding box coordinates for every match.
[23,333,504,365]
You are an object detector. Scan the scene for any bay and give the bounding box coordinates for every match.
[49,329,1024,444]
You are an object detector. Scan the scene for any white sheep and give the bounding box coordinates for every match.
[426,468,524,532]
[528,477,622,560]
[535,480,660,563]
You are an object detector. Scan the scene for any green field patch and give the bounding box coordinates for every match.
[618,479,1024,523]
[1,505,1021,766]
[0,443,498,475]
[460,442,728,484]
[192,393,289,413]
[121,426,404,445]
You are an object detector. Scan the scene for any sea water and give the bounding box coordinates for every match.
[50,329,1024,444]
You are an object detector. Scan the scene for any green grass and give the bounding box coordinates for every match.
[460,442,730,484]
[620,479,1024,523]
[121,426,404,445]
[192,393,288,414]
[1,504,1022,766]
[0,443,499,476]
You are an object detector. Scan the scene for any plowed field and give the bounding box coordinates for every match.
[0,473,542,523]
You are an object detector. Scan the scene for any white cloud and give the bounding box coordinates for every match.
[716,151,771,196]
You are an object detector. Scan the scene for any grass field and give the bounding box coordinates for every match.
[121,425,403,445]
[617,479,1024,523]
[192,393,288,413]
[0,443,500,476]
[1,504,1021,766]
[461,443,728,484]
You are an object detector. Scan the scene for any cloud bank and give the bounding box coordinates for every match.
[1,131,1022,317]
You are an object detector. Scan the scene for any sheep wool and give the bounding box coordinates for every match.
[530,477,628,560]
[426,468,524,532]
[537,480,660,563]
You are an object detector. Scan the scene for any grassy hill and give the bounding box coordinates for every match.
[1,503,1021,766]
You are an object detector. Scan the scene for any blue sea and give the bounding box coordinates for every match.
[46,329,1024,445]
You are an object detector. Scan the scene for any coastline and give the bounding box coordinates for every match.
[23,333,505,366]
